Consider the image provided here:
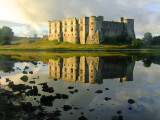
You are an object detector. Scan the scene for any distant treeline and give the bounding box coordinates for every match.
[132,32,160,48]
[13,36,41,41]
[151,36,160,44]
[139,32,160,45]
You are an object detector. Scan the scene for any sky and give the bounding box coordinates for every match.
[0,0,160,38]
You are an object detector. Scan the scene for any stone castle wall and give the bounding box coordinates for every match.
[48,16,136,44]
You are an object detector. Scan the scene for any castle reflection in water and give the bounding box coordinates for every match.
[48,56,135,84]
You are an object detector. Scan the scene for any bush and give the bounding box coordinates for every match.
[131,39,146,48]
[151,36,160,45]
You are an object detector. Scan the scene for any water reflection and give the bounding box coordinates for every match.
[0,55,15,72]
[0,53,160,120]
[49,56,135,84]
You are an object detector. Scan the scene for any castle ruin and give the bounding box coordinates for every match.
[48,16,136,44]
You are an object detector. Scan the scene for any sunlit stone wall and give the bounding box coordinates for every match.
[48,16,135,44]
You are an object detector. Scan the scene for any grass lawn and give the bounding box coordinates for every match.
[0,39,128,51]
[0,39,159,52]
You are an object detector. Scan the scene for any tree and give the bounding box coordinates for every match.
[34,34,38,39]
[151,35,160,45]
[143,59,152,68]
[143,32,152,43]
[132,39,145,48]
[0,26,14,45]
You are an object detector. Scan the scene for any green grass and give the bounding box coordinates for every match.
[0,39,128,51]
[0,39,159,52]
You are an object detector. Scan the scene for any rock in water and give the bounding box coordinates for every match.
[24,66,29,70]
[23,71,28,74]
[63,105,72,111]
[55,93,61,99]
[6,78,11,82]
[29,71,33,74]
[95,90,103,93]
[128,99,135,104]
[20,75,28,82]
[117,110,122,114]
[68,86,74,89]
[104,97,111,101]
[62,94,68,99]
[40,95,55,106]
[105,88,109,90]
[78,116,88,120]
[29,81,35,84]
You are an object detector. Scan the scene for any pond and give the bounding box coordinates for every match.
[0,52,160,120]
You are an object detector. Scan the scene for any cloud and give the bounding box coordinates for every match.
[18,24,48,37]
[1,0,160,37]
[0,20,48,37]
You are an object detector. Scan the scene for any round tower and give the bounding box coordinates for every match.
[124,19,136,41]
[89,16,97,39]
[97,16,104,21]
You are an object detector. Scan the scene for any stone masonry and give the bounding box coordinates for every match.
[48,16,136,44]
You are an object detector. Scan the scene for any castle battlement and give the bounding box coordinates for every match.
[48,16,136,44]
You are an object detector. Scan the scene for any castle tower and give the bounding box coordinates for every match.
[119,17,124,22]
[89,16,97,41]
[62,17,79,44]
[86,16,104,44]
[78,17,89,44]
[97,16,104,43]
[48,21,62,42]
[124,19,136,41]
[124,19,134,29]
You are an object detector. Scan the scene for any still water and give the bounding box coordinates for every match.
[0,53,160,120]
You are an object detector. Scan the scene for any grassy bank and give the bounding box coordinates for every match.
[0,39,127,51]
[0,39,160,52]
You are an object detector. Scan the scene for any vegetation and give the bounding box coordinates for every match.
[0,26,14,45]
[131,32,160,49]
[131,39,145,48]
[151,35,160,45]
[0,39,129,51]
[132,52,160,68]
[0,32,159,51]
[143,32,152,43]
[34,34,38,39]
